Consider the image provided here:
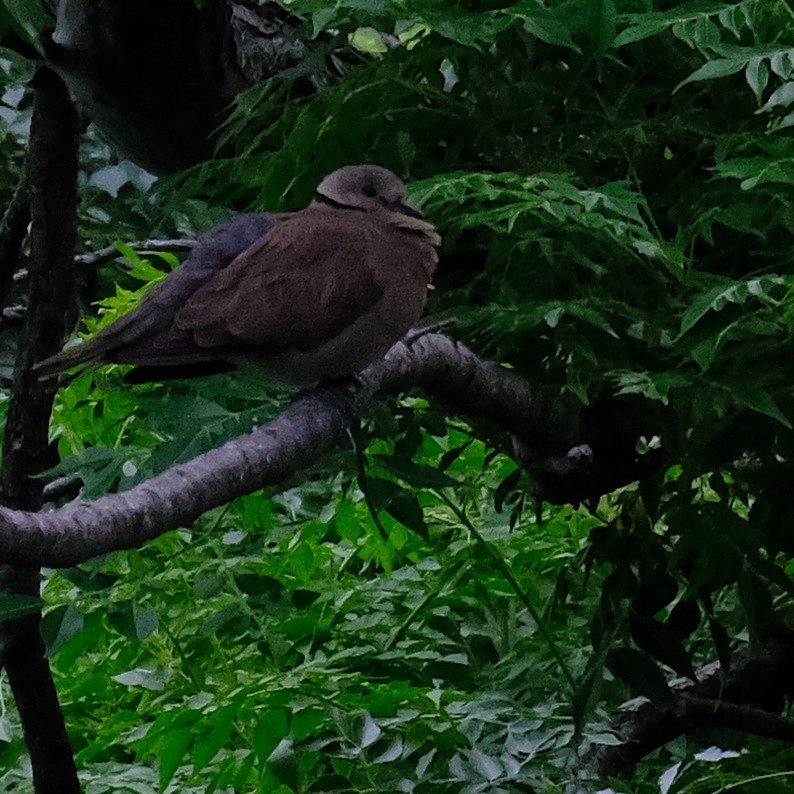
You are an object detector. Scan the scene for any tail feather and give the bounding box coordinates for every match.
[34,339,99,379]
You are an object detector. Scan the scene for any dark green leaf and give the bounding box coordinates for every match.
[0,593,42,620]
[676,58,747,91]
[41,605,84,657]
[630,612,696,681]
[708,617,733,672]
[108,602,158,640]
[606,647,675,708]
[0,0,50,49]
[493,468,522,513]
[632,570,678,616]
[367,476,428,536]
[737,570,773,640]
[666,599,701,640]
[59,567,119,592]
[375,454,458,489]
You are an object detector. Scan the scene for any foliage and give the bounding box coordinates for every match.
[0,0,793,791]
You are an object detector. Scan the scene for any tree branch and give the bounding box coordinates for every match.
[590,636,794,776]
[677,694,794,742]
[0,333,592,568]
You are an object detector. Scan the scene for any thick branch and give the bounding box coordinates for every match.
[0,334,585,568]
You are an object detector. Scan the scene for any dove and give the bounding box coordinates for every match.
[36,165,441,385]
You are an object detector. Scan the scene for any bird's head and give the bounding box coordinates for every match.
[315,165,424,218]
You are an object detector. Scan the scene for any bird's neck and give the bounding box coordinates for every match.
[310,197,441,248]
[384,212,442,249]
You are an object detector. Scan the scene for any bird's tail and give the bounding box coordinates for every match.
[34,340,96,379]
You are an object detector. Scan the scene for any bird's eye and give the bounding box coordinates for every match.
[362,184,377,198]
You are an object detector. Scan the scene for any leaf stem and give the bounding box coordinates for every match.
[436,490,577,692]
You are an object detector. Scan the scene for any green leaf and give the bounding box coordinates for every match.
[109,602,159,640]
[726,386,791,428]
[612,370,688,404]
[517,5,580,51]
[290,708,325,741]
[137,709,202,754]
[587,0,617,57]
[253,709,289,762]
[41,605,84,657]
[493,468,521,513]
[113,667,168,691]
[192,704,237,770]
[759,80,794,112]
[0,0,50,50]
[678,278,777,336]
[385,488,428,538]
[745,56,770,101]
[158,729,193,789]
[193,573,225,599]
[572,661,606,734]
[358,712,381,749]
[675,58,747,91]
[289,541,317,582]
[133,607,158,639]
[59,567,118,592]
[614,2,728,47]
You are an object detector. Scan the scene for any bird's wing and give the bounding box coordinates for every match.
[101,213,277,347]
[174,208,395,353]
[35,213,275,375]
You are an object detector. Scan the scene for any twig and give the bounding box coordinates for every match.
[74,237,197,267]
[0,167,30,307]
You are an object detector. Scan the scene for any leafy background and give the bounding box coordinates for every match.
[0,0,793,791]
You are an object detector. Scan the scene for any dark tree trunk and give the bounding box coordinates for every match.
[46,0,311,173]
[0,66,81,794]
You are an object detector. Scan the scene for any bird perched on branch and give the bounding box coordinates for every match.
[36,165,441,385]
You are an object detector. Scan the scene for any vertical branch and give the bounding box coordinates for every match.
[0,66,80,794]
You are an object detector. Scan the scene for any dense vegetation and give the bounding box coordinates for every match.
[0,0,793,791]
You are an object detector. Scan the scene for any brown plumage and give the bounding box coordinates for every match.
[36,165,440,385]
